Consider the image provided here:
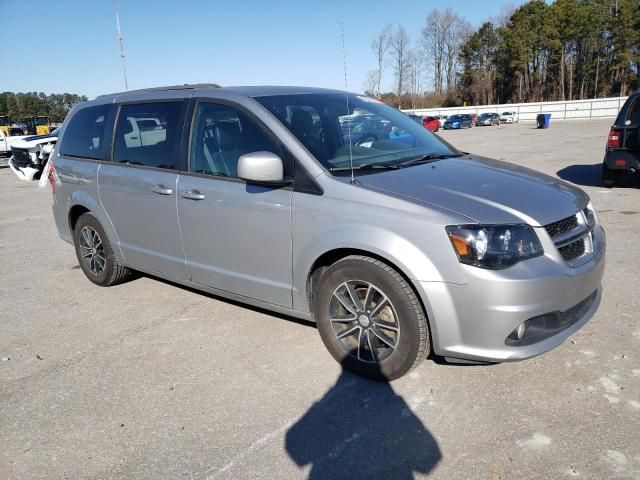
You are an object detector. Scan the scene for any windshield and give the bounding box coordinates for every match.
[448,115,464,121]
[34,117,49,126]
[502,112,511,116]
[255,93,458,172]
[0,116,9,126]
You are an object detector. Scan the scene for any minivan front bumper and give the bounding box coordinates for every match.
[420,224,606,363]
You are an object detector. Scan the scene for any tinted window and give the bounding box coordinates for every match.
[59,105,110,159]
[190,103,279,178]
[626,97,640,125]
[113,102,183,169]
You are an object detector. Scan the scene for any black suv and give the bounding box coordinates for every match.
[602,90,640,187]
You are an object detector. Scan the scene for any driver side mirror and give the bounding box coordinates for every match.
[237,151,286,184]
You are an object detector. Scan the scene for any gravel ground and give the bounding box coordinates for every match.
[1,118,639,479]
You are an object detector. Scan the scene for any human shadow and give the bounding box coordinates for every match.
[285,360,441,480]
[557,163,640,188]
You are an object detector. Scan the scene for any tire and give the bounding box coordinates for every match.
[73,212,132,286]
[602,160,620,188]
[312,255,430,381]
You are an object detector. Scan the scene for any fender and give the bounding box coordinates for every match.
[65,189,124,261]
[291,223,466,313]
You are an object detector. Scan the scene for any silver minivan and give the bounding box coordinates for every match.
[50,85,605,380]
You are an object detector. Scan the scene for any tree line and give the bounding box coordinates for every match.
[0,92,88,123]
[365,0,640,109]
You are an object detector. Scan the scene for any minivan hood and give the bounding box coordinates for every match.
[356,155,589,226]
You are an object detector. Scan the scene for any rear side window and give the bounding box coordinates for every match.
[59,105,111,159]
[113,102,183,170]
[626,97,640,125]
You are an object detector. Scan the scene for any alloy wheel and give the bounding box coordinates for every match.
[329,280,400,363]
[78,226,106,276]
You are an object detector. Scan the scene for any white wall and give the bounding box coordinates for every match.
[403,96,628,121]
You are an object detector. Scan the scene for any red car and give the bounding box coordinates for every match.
[422,115,440,132]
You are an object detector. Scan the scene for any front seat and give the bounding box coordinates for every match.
[213,122,244,177]
[290,110,328,162]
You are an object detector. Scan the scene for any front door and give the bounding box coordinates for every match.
[177,101,293,307]
[99,100,188,279]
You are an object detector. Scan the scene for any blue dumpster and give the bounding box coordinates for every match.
[536,113,551,129]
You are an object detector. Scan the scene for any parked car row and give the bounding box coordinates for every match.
[408,111,519,131]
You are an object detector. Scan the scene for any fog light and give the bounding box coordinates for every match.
[516,322,526,340]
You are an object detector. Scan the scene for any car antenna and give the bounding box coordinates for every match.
[114,0,129,91]
[340,22,355,184]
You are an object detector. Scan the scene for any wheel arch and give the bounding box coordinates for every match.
[65,191,123,260]
[305,247,438,357]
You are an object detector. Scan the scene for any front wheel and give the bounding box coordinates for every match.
[313,255,430,380]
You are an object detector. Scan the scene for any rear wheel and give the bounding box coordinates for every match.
[602,160,620,188]
[73,213,132,286]
[313,255,429,381]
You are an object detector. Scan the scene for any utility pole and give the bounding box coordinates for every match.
[114,0,128,90]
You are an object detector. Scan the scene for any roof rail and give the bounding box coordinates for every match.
[97,83,220,98]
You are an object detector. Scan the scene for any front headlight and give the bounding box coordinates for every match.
[446,224,543,269]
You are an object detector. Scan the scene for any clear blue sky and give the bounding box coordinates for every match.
[0,0,523,99]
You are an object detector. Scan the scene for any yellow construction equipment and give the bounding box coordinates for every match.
[26,116,51,135]
[0,115,10,136]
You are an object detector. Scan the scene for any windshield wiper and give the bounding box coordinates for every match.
[329,162,402,172]
[399,153,463,167]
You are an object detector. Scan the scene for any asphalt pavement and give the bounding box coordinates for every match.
[1,118,639,479]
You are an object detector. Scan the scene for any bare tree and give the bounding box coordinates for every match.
[371,24,392,97]
[422,9,471,95]
[391,25,411,108]
[407,48,425,109]
[446,13,472,89]
[422,11,446,95]
[363,70,378,95]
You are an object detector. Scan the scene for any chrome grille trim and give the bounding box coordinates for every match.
[544,210,595,264]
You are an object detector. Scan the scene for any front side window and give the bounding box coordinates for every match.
[190,102,279,178]
[255,94,457,173]
[113,102,183,169]
[59,105,110,159]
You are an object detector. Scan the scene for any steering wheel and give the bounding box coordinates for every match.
[355,134,377,146]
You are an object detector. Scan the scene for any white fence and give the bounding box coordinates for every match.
[403,96,628,121]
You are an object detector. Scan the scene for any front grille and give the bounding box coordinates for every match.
[558,239,585,261]
[11,148,32,168]
[545,215,578,238]
[544,212,594,264]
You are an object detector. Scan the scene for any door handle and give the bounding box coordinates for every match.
[151,185,174,195]
[181,189,206,200]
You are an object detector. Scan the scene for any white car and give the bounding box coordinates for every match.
[0,129,9,157]
[500,111,518,124]
[8,128,59,181]
[0,129,27,157]
[436,115,448,127]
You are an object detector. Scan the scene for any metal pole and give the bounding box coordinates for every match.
[114,0,128,90]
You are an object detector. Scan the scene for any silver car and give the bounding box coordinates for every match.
[50,85,605,380]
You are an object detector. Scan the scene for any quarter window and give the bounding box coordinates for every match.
[113,102,183,169]
[190,103,279,178]
[59,105,111,159]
